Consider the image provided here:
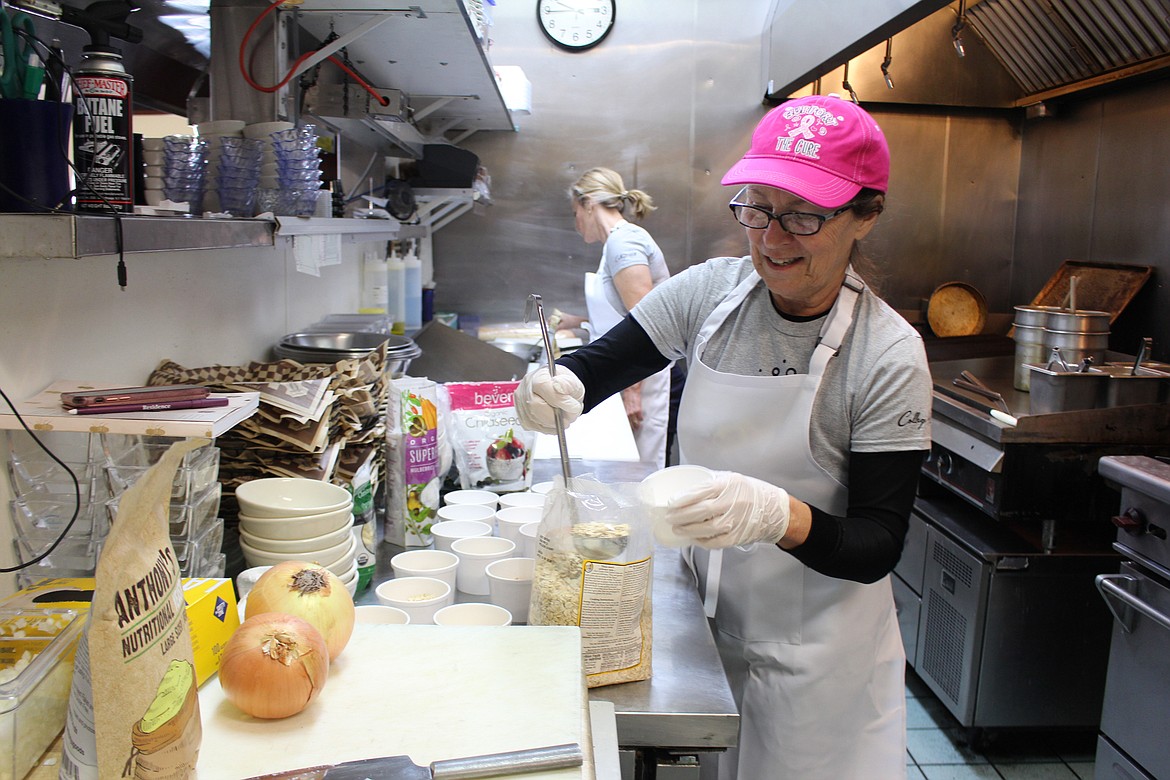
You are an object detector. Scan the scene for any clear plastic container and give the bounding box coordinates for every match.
[105,481,221,540]
[0,607,85,780]
[103,439,220,501]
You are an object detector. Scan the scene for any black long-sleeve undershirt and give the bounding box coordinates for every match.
[558,315,924,583]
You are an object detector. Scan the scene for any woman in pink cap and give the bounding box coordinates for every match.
[515,94,931,779]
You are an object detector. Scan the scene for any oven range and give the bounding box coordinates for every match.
[893,356,1170,745]
[1094,455,1170,780]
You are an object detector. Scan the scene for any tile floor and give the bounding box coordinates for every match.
[905,669,1098,780]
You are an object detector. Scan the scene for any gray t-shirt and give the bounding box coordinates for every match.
[599,222,669,315]
[632,256,932,481]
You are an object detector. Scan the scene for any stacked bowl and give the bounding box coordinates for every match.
[235,478,359,595]
[161,135,208,213]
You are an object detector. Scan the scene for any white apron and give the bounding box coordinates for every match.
[678,270,906,780]
[585,251,671,469]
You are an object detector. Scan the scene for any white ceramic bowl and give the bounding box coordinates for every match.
[236,478,353,519]
[433,602,512,627]
[390,549,459,589]
[238,522,351,553]
[239,532,353,568]
[238,508,353,540]
[430,519,493,552]
[497,491,546,510]
[198,119,245,136]
[354,604,410,625]
[375,576,453,624]
[443,489,500,510]
[330,547,358,579]
[141,137,165,150]
[243,120,295,139]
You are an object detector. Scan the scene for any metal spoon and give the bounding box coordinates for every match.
[525,294,627,560]
[525,294,572,485]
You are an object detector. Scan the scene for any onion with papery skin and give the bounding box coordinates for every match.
[245,560,355,660]
[220,612,329,719]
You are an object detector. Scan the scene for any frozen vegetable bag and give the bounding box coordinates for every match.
[61,439,205,780]
[528,475,654,688]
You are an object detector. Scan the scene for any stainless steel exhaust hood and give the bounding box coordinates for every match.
[964,0,1170,101]
[766,0,1170,108]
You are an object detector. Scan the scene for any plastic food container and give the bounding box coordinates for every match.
[0,607,86,780]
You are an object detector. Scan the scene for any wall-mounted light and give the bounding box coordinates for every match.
[952,0,967,57]
[881,38,894,89]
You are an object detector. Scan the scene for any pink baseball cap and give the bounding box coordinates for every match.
[721,94,889,209]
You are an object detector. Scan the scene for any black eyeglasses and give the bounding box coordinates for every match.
[728,191,852,236]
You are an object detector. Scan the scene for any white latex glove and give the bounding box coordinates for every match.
[663,471,791,549]
[513,366,585,435]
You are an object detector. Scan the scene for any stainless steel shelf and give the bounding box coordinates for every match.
[0,213,414,258]
[0,213,275,259]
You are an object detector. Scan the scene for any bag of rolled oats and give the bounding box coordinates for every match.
[527,475,654,688]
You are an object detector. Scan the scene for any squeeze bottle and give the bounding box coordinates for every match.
[404,244,422,332]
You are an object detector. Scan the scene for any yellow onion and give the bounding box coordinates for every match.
[220,612,328,719]
[245,561,355,660]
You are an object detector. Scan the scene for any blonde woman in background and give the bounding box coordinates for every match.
[563,166,674,468]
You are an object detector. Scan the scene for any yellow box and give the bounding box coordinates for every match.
[2,577,239,686]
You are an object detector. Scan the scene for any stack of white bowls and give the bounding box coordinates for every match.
[235,478,359,595]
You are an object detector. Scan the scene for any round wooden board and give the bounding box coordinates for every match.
[927,282,987,337]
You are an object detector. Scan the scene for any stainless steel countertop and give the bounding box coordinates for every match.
[363,458,740,753]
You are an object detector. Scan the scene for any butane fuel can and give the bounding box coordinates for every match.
[72,46,134,212]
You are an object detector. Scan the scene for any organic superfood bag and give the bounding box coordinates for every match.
[527,475,654,688]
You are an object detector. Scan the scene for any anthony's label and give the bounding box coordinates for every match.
[73,74,133,211]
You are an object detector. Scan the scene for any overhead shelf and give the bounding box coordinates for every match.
[290,0,514,142]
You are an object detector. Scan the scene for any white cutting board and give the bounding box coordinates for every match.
[196,625,591,779]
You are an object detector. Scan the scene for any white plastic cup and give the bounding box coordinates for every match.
[497,491,546,510]
[485,556,534,623]
[443,489,500,511]
[495,505,543,550]
[433,602,512,627]
[519,522,540,559]
[354,604,411,625]
[375,576,453,624]
[390,548,459,590]
[451,536,516,595]
[638,465,716,546]
[430,519,493,552]
[530,481,556,495]
[436,504,498,535]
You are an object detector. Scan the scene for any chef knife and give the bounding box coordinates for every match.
[242,742,584,780]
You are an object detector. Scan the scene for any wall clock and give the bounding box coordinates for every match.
[537,0,615,52]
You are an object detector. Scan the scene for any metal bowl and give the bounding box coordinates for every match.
[280,331,391,354]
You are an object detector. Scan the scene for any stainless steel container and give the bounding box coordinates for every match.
[1012,323,1048,392]
[1026,365,1109,414]
[1097,364,1170,407]
[1046,309,1112,333]
[1012,305,1060,328]
[1042,328,1109,370]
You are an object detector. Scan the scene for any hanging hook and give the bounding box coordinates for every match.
[881,38,895,89]
[952,0,967,57]
[842,61,859,103]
